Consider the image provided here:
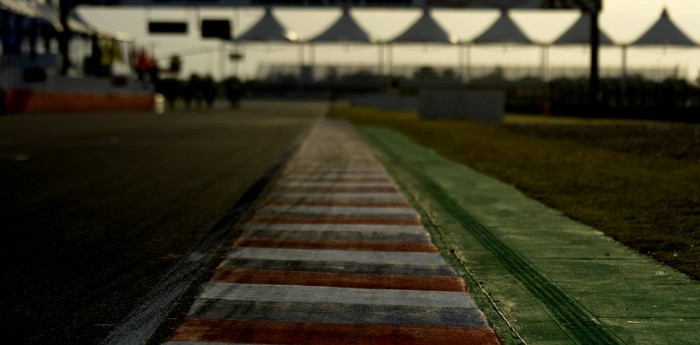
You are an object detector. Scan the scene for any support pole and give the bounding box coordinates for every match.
[621,45,628,80]
[378,43,384,77]
[378,43,384,90]
[540,45,546,81]
[388,44,394,78]
[58,0,74,75]
[310,43,316,67]
[589,6,600,113]
[298,43,305,94]
[466,44,472,83]
[219,41,225,81]
[458,44,464,81]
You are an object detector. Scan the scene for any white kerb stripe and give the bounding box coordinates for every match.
[257,206,418,217]
[276,182,395,188]
[228,247,447,266]
[265,193,407,201]
[241,223,426,234]
[200,283,477,309]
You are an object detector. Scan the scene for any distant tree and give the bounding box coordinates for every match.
[441,69,458,81]
[413,66,439,80]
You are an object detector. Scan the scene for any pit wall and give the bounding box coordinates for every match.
[1,68,155,114]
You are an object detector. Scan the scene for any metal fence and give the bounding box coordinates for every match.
[257,63,686,83]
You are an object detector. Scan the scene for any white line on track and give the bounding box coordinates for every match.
[240,223,427,234]
[228,248,447,266]
[199,283,477,308]
[264,192,407,201]
[257,206,418,216]
[276,182,396,188]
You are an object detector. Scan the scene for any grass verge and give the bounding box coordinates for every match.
[328,105,700,279]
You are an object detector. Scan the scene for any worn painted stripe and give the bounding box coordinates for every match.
[228,248,446,266]
[265,200,412,207]
[220,258,456,276]
[211,269,465,292]
[250,216,421,225]
[169,319,501,345]
[283,169,388,174]
[265,192,406,201]
[271,187,398,193]
[284,168,386,174]
[279,177,392,183]
[276,182,396,189]
[365,127,622,344]
[189,299,487,328]
[239,229,429,242]
[254,212,417,221]
[234,239,437,252]
[199,283,476,308]
[240,223,426,234]
[257,206,418,217]
[282,174,390,181]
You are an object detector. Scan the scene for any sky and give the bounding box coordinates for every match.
[80,0,700,82]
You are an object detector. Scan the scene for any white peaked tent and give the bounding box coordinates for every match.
[311,7,377,43]
[34,2,63,32]
[472,9,532,44]
[235,7,304,90]
[0,0,36,18]
[309,7,380,78]
[550,13,614,81]
[388,8,458,77]
[632,8,695,46]
[390,8,458,44]
[554,13,614,45]
[623,8,697,79]
[235,7,299,43]
[469,9,533,81]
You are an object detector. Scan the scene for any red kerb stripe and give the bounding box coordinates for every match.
[234,238,436,252]
[169,319,502,345]
[265,200,411,207]
[210,268,466,292]
[271,188,398,193]
[250,216,421,225]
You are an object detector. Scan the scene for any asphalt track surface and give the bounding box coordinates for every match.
[0,101,324,344]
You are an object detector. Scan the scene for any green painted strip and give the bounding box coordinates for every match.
[362,128,624,345]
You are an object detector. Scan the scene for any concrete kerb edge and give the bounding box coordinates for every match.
[355,124,700,345]
[356,126,524,345]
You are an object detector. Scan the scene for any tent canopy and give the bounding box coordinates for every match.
[33,2,63,31]
[390,8,458,44]
[0,0,36,18]
[311,7,377,44]
[554,13,614,45]
[632,8,696,46]
[236,7,299,43]
[472,9,532,44]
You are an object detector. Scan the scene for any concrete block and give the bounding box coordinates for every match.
[419,90,505,123]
